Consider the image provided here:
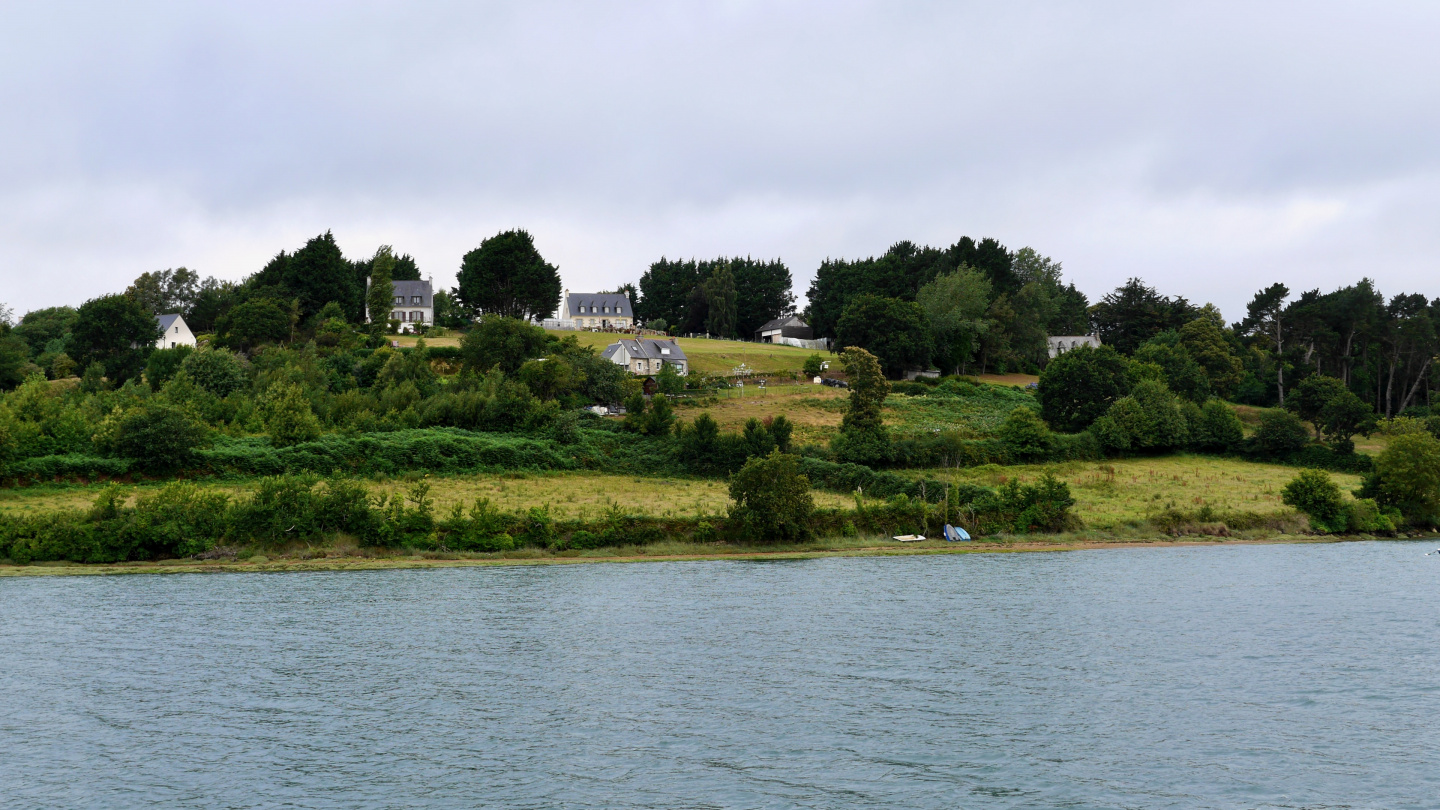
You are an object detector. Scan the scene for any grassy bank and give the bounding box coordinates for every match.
[0,530,1364,578]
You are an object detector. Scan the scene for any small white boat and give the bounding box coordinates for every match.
[892,534,926,542]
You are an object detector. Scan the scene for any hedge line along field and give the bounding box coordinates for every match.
[912,455,1366,530]
[0,471,858,521]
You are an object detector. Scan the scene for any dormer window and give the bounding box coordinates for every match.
[411,296,422,304]
[394,296,404,304]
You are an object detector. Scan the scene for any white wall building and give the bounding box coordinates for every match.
[375,279,433,333]
[1047,334,1102,359]
[154,313,197,350]
[557,290,634,330]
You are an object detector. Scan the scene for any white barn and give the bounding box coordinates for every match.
[155,313,197,350]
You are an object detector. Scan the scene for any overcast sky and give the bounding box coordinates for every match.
[3,1,1439,322]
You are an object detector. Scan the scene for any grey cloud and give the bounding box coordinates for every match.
[2,1,1439,320]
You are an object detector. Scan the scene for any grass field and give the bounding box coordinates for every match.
[395,332,821,377]
[911,455,1362,530]
[0,471,856,521]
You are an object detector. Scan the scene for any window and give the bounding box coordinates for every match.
[412,296,422,304]
[660,348,670,355]
[391,311,400,321]
[394,296,404,304]
[603,306,609,313]
[412,311,423,322]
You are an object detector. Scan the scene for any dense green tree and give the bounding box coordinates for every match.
[264,383,322,447]
[1251,409,1310,457]
[1036,344,1130,432]
[831,347,892,465]
[459,316,552,376]
[518,355,582,401]
[455,230,562,321]
[806,240,960,340]
[635,257,793,337]
[999,406,1054,459]
[1240,283,1291,405]
[917,267,990,374]
[12,306,78,357]
[145,346,194,392]
[392,253,421,281]
[1319,389,1376,448]
[0,325,28,390]
[834,295,932,379]
[1190,399,1244,451]
[181,348,248,397]
[215,299,293,352]
[95,401,209,472]
[1282,469,1347,532]
[1092,380,1188,453]
[186,277,238,334]
[1089,278,1198,355]
[125,267,200,315]
[703,263,739,338]
[1367,432,1440,526]
[1287,375,1348,437]
[367,245,396,327]
[71,294,161,385]
[728,450,815,542]
[1177,316,1246,397]
[1134,338,1210,403]
[283,231,362,322]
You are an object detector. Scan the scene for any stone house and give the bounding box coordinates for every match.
[558,291,633,330]
[602,337,688,376]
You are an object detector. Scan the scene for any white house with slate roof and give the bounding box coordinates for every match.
[557,290,633,330]
[154,313,196,350]
[374,279,433,333]
[602,337,688,376]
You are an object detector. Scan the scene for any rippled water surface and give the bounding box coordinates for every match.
[3,543,1439,808]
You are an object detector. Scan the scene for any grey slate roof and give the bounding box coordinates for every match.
[755,314,806,332]
[391,280,433,307]
[156,313,182,331]
[567,293,632,318]
[607,338,688,362]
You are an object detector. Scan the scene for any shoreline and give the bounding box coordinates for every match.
[0,534,1380,578]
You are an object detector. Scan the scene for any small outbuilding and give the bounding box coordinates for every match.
[755,314,813,343]
[154,313,197,350]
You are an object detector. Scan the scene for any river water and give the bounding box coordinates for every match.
[2,543,1437,809]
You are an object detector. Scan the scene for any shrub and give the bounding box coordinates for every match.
[1281,469,1346,532]
[145,346,193,392]
[181,348,249,397]
[729,450,815,542]
[975,473,1075,533]
[1190,399,1244,451]
[94,400,209,472]
[998,406,1053,459]
[264,383,322,447]
[803,354,824,378]
[1252,409,1311,457]
[460,316,551,376]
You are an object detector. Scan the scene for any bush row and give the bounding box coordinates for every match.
[0,470,1079,565]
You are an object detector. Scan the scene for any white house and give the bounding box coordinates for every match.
[601,337,688,376]
[155,313,197,350]
[374,279,433,333]
[557,290,634,330]
[1047,334,1102,359]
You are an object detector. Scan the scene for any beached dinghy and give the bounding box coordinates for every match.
[943,524,972,542]
[892,534,926,542]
